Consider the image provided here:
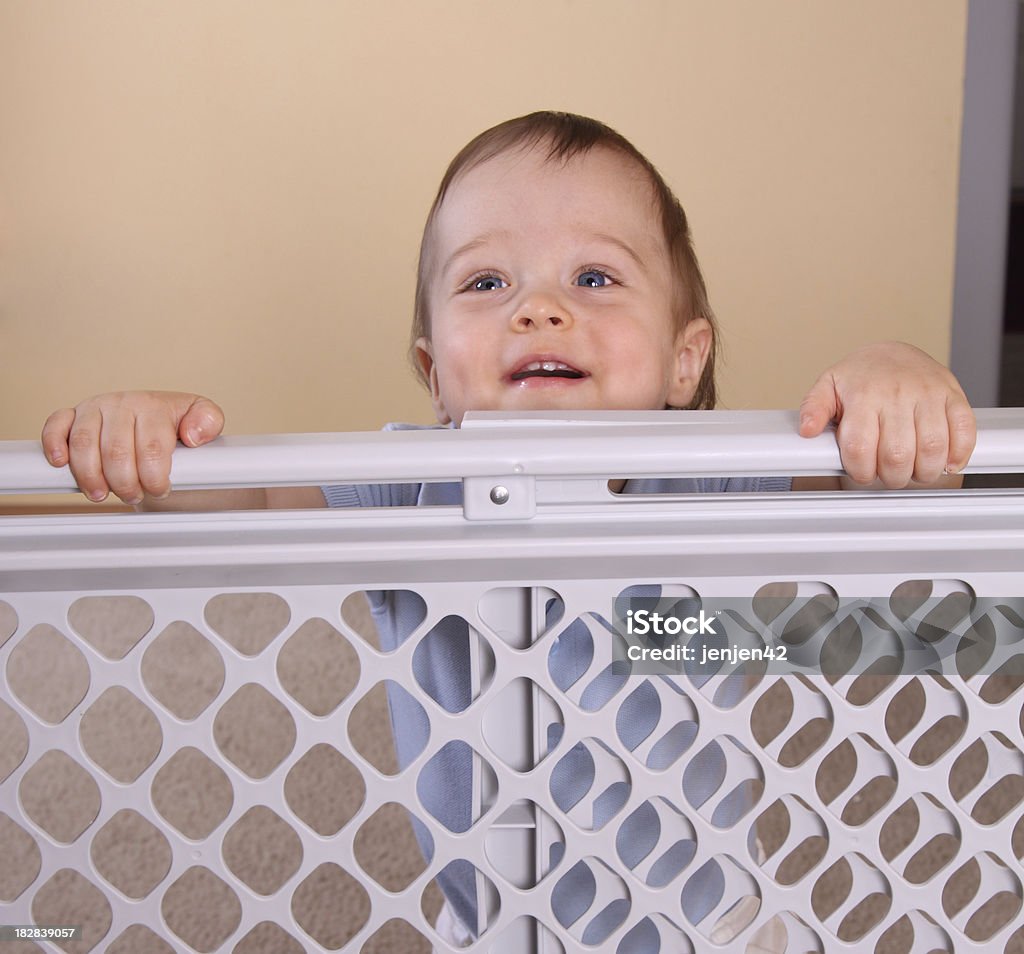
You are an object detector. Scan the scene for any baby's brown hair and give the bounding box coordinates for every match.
[411,111,719,409]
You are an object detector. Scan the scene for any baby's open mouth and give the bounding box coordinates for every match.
[510,361,586,381]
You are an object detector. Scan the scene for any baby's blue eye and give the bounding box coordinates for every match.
[471,275,508,292]
[576,270,610,288]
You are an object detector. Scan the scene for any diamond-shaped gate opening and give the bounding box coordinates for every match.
[889,579,974,636]
[151,746,233,839]
[811,853,892,943]
[752,581,840,640]
[292,863,370,951]
[485,800,565,889]
[879,794,960,886]
[68,595,154,660]
[354,801,432,892]
[616,678,698,771]
[747,911,823,953]
[482,677,562,771]
[341,588,427,651]
[551,856,631,945]
[234,921,305,954]
[348,679,428,776]
[616,797,696,888]
[0,600,17,648]
[91,808,172,899]
[277,617,359,716]
[548,613,630,712]
[681,854,761,944]
[824,610,908,706]
[223,805,303,896]
[549,737,630,832]
[361,918,431,953]
[884,675,966,766]
[424,859,501,944]
[750,795,828,887]
[213,682,296,778]
[79,686,162,783]
[162,866,242,953]
[957,604,1024,677]
[0,812,41,902]
[949,732,1024,825]
[683,735,763,827]
[974,603,1024,704]
[285,743,365,836]
[413,615,495,713]
[204,592,290,656]
[750,676,832,768]
[941,852,1023,942]
[20,750,100,844]
[617,914,693,953]
[107,924,176,954]
[816,734,898,827]
[418,741,497,832]
[141,621,225,720]
[0,697,29,784]
[477,585,564,648]
[7,624,89,724]
[873,910,953,954]
[1006,924,1024,954]
[683,609,772,709]
[32,868,112,953]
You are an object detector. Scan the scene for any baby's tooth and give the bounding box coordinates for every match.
[542,361,556,371]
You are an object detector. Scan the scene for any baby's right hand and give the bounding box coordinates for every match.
[41,391,224,504]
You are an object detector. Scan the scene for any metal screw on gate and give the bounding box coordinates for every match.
[490,485,510,505]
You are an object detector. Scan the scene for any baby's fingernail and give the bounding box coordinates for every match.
[87,489,108,502]
[944,463,960,476]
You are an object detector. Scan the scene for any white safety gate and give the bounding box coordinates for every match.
[1,410,1024,953]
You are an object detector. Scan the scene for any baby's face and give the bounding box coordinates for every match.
[416,144,711,425]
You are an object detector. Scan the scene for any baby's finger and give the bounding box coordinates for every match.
[41,407,76,466]
[910,402,950,485]
[945,395,977,474]
[179,397,225,447]
[797,374,839,438]
[874,406,917,489]
[135,410,178,499]
[66,406,110,502]
[835,408,881,485]
[98,406,144,505]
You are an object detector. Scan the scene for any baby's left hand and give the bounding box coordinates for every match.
[797,341,976,488]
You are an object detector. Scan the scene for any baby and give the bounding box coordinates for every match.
[42,111,976,945]
[42,112,974,504]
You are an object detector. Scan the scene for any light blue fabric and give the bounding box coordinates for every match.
[323,423,791,936]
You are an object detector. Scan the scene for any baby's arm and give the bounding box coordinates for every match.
[41,391,324,510]
[793,342,976,490]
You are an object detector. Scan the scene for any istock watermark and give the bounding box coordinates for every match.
[612,592,1024,678]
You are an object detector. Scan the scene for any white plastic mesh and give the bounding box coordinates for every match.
[2,478,1024,952]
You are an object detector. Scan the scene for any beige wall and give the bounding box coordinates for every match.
[1,1,967,444]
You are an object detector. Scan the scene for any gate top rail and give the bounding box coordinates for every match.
[2,408,1023,496]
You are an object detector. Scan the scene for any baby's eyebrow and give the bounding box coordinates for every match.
[441,230,514,278]
[589,233,648,272]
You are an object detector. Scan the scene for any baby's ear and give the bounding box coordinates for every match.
[666,317,713,408]
[414,338,452,425]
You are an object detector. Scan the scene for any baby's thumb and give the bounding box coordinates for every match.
[179,398,225,447]
[798,376,839,438]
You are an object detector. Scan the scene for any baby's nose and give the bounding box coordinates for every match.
[511,291,573,330]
